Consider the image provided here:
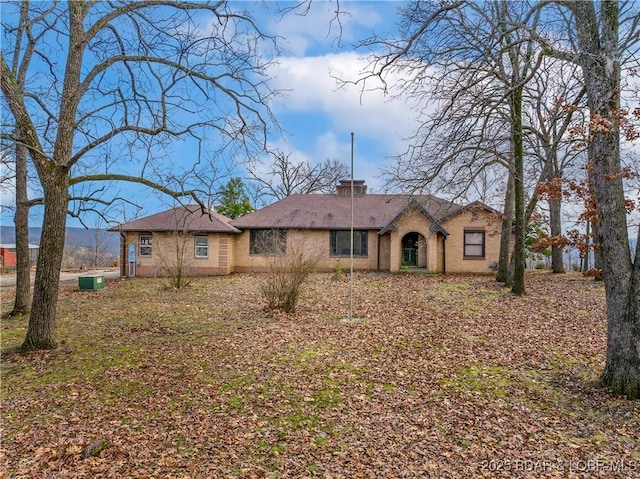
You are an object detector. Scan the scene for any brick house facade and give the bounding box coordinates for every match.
[110,181,506,277]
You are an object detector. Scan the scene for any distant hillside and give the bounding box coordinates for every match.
[0,226,43,245]
[0,226,120,267]
[1,226,119,251]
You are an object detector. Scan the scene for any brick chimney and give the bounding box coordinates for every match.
[336,180,367,196]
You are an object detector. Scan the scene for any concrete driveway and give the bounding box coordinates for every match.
[0,268,121,288]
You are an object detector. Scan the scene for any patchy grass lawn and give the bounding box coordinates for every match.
[1,272,638,478]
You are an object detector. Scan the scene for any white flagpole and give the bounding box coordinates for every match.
[350,132,354,322]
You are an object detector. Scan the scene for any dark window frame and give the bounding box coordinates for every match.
[249,229,287,255]
[463,230,485,259]
[139,234,153,257]
[330,230,368,257]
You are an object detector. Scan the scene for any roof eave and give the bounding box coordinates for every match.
[108,226,241,234]
[378,223,398,234]
[438,201,501,222]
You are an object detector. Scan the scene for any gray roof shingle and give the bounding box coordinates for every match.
[109,205,240,233]
[230,194,465,231]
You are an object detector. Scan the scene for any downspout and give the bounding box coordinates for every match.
[442,234,447,274]
[119,228,126,278]
[377,232,380,271]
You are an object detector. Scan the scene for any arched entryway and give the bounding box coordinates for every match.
[401,232,426,268]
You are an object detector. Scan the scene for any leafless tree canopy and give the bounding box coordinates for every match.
[1,1,284,214]
[0,0,286,350]
[356,1,539,197]
[248,151,349,203]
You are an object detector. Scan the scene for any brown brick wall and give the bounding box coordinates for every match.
[441,209,503,273]
[232,229,381,272]
[123,231,233,277]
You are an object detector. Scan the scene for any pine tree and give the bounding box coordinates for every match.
[216,178,254,219]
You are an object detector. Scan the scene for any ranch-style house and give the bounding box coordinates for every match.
[110,180,505,277]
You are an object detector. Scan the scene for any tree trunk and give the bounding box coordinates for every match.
[591,219,603,273]
[21,170,69,351]
[511,85,526,295]
[505,249,516,288]
[595,140,640,397]
[549,194,565,273]
[11,127,31,315]
[583,220,591,272]
[587,163,604,277]
[496,170,514,283]
[570,1,639,398]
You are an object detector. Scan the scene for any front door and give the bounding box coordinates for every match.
[402,232,419,267]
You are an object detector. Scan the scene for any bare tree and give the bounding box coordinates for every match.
[358,0,547,294]
[88,223,117,268]
[259,231,321,313]
[10,128,32,314]
[1,1,283,350]
[522,58,587,274]
[248,151,349,203]
[1,0,44,316]
[61,234,83,270]
[540,0,640,398]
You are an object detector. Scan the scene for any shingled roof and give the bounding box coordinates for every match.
[230,194,466,233]
[109,205,240,233]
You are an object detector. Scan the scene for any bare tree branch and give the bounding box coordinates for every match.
[248,151,349,203]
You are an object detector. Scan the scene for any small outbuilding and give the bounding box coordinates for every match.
[0,243,39,273]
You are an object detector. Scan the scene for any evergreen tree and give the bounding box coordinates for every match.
[216,177,254,219]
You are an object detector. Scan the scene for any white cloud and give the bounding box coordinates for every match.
[229,2,414,192]
[264,1,391,57]
[269,52,418,154]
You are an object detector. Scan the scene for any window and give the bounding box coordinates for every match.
[194,235,209,258]
[464,231,485,258]
[330,230,368,257]
[139,235,152,257]
[250,229,287,255]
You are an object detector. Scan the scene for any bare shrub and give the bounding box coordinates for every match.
[155,231,193,289]
[259,232,320,313]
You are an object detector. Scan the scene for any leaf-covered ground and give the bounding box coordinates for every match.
[1,272,639,478]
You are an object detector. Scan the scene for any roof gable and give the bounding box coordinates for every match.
[378,198,451,235]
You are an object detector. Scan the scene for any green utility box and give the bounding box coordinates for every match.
[79,275,104,291]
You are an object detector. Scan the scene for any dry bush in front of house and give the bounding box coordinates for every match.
[260,234,320,313]
[155,231,194,289]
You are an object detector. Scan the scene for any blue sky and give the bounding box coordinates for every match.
[2,1,636,232]
[234,1,415,194]
[0,1,417,229]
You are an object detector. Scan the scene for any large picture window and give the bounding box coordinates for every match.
[330,230,368,257]
[250,229,287,255]
[194,235,209,258]
[464,231,485,258]
[139,235,152,257]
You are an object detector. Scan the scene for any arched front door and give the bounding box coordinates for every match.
[401,232,423,267]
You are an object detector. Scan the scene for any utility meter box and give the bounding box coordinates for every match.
[79,275,104,291]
